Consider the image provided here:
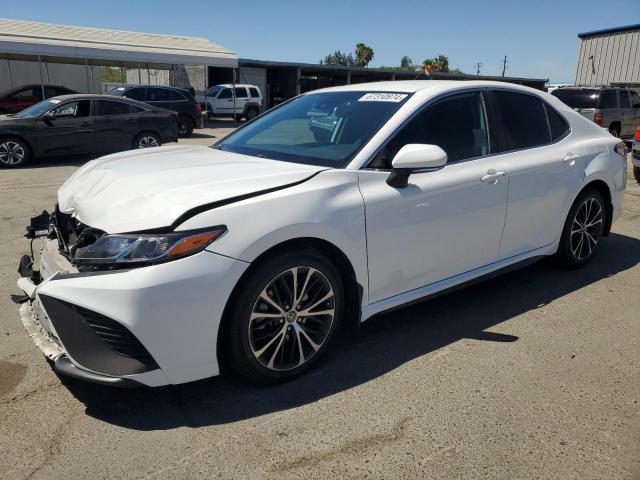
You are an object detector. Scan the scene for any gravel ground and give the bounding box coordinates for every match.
[0,134,638,479]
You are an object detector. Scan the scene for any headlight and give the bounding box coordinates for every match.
[73,227,226,266]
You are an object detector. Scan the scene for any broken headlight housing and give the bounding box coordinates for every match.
[73,227,227,268]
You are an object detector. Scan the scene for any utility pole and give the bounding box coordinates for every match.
[501,55,508,77]
[474,62,483,76]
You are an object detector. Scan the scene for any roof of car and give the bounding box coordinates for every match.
[118,84,189,91]
[214,84,259,89]
[314,80,543,94]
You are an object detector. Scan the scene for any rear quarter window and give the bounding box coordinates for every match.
[552,89,598,109]
[249,87,260,98]
[545,103,570,142]
[492,91,551,152]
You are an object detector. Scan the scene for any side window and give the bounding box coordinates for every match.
[95,100,134,116]
[249,87,260,98]
[123,88,146,101]
[620,90,631,109]
[492,91,550,151]
[599,90,618,109]
[234,87,248,98]
[371,91,489,168]
[50,100,90,117]
[630,91,640,108]
[14,87,41,99]
[544,103,570,142]
[218,88,232,99]
[169,90,187,101]
[147,88,172,101]
[44,86,63,99]
[129,104,145,113]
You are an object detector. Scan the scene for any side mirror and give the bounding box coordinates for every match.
[386,144,447,188]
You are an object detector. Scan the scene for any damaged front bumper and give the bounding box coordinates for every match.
[15,211,249,387]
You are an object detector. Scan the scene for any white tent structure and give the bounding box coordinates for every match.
[0,18,237,95]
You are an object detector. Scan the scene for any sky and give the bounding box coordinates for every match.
[2,0,639,82]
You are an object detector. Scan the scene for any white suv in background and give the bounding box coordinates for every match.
[196,84,263,121]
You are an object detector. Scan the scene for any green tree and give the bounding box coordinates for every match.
[320,50,357,66]
[400,56,413,70]
[355,43,375,67]
[423,55,450,73]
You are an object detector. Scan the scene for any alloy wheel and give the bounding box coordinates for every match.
[0,141,25,166]
[248,266,336,371]
[570,196,604,261]
[138,136,159,148]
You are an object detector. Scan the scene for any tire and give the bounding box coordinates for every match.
[609,124,621,138]
[245,107,260,121]
[223,249,344,383]
[634,166,640,183]
[0,137,30,168]
[177,115,194,137]
[554,188,606,268]
[132,132,161,149]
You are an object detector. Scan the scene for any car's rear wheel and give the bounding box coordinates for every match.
[133,132,161,149]
[223,250,344,382]
[609,123,621,138]
[0,137,30,168]
[634,166,640,183]
[245,107,260,121]
[177,115,194,137]
[554,188,606,268]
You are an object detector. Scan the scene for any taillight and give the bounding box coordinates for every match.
[614,141,628,157]
[195,102,202,113]
[594,112,603,126]
[634,128,640,142]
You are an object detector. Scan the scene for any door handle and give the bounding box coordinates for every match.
[563,153,581,165]
[481,169,506,184]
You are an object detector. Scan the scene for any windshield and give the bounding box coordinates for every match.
[552,89,599,109]
[207,86,223,97]
[13,99,61,118]
[217,91,411,167]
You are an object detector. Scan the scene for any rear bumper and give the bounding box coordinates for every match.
[632,142,640,167]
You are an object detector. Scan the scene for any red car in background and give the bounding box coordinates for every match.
[0,85,76,114]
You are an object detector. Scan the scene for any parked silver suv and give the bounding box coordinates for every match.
[552,86,640,139]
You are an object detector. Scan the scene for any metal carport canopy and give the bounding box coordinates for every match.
[0,18,237,68]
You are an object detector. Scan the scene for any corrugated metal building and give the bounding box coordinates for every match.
[575,24,640,87]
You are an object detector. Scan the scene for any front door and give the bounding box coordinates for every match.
[214,87,234,115]
[359,91,508,303]
[35,100,94,156]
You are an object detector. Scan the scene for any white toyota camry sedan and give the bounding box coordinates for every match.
[16,80,627,387]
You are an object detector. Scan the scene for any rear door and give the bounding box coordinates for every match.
[619,90,634,137]
[630,90,640,134]
[92,99,141,151]
[488,90,583,258]
[234,87,249,114]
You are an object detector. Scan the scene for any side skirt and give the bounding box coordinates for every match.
[361,247,552,322]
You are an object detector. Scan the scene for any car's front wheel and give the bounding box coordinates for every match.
[0,137,30,168]
[223,250,344,382]
[555,188,606,268]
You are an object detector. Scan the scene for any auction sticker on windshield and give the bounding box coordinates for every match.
[358,93,408,102]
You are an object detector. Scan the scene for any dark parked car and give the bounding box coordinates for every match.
[0,94,179,168]
[0,84,77,114]
[109,85,203,137]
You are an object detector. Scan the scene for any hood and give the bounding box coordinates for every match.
[58,145,327,233]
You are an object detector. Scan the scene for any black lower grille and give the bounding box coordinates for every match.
[71,304,155,364]
[39,294,158,375]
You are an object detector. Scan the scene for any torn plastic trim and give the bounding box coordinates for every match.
[19,302,64,361]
